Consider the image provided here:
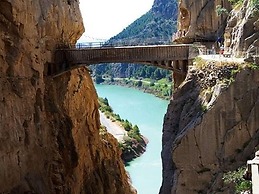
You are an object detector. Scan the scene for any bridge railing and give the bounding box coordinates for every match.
[75,41,173,49]
[50,44,194,76]
[59,45,190,66]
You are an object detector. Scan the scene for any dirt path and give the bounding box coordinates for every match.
[200,54,244,63]
[99,111,126,142]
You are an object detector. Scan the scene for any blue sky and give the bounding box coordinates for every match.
[78,0,154,42]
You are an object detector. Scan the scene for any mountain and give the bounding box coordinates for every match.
[90,0,178,80]
[108,0,178,45]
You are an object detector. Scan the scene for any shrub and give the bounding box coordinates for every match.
[193,57,207,69]
[216,5,229,16]
[228,0,243,6]
[122,120,132,131]
[95,75,104,84]
[223,166,252,193]
[249,63,259,70]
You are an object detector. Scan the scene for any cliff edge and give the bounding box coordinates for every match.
[0,0,134,193]
[161,61,259,193]
[160,0,259,193]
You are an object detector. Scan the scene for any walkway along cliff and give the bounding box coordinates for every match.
[48,44,197,89]
[0,0,135,193]
[160,0,259,193]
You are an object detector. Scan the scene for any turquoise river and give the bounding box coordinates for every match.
[95,84,169,194]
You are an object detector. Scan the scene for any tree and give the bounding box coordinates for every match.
[137,80,142,87]
[154,69,162,80]
[132,125,140,135]
[103,97,109,106]
[95,75,104,84]
[123,120,132,131]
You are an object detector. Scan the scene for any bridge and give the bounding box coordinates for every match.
[47,43,197,87]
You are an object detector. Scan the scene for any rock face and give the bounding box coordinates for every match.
[121,135,148,163]
[0,0,134,193]
[160,61,259,194]
[176,0,231,43]
[152,0,178,20]
[160,1,259,193]
[224,0,259,58]
[160,62,259,193]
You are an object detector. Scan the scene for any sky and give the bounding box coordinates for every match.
[78,0,154,42]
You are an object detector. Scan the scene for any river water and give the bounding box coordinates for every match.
[95,84,169,194]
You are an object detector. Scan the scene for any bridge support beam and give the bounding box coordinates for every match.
[172,60,190,89]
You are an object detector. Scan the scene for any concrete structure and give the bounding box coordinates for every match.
[247,151,259,194]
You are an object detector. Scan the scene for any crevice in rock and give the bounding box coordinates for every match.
[23,120,30,146]
[31,69,40,87]
[56,115,78,175]
[193,129,204,167]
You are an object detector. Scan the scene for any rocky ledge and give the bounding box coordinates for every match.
[161,60,259,193]
[120,135,149,164]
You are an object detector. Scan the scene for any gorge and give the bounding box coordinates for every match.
[96,84,169,194]
[1,0,259,194]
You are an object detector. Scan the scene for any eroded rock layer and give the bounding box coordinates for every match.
[161,1,259,193]
[224,0,259,58]
[160,63,259,193]
[176,0,231,43]
[0,0,134,193]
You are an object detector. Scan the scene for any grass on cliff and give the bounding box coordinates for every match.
[228,0,244,6]
[229,0,259,10]
[223,166,252,193]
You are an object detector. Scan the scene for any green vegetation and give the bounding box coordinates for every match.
[98,96,146,161]
[223,166,252,193]
[91,64,172,84]
[228,0,259,10]
[252,0,259,9]
[93,63,173,99]
[98,77,172,99]
[90,1,178,99]
[107,5,177,45]
[228,0,244,6]
[107,11,176,45]
[98,97,144,153]
[95,75,104,84]
[193,57,207,69]
[216,5,229,16]
[193,56,246,86]
[98,97,119,122]
[200,104,208,113]
[248,62,259,70]
[99,125,108,136]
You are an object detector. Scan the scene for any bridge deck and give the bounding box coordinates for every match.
[49,44,194,76]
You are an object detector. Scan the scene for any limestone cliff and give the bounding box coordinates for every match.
[161,61,259,193]
[176,0,231,43]
[0,0,134,193]
[224,0,259,59]
[160,1,259,193]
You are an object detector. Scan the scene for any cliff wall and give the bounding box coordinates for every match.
[224,0,259,58]
[161,62,259,193]
[0,0,134,193]
[176,0,231,43]
[160,1,259,192]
